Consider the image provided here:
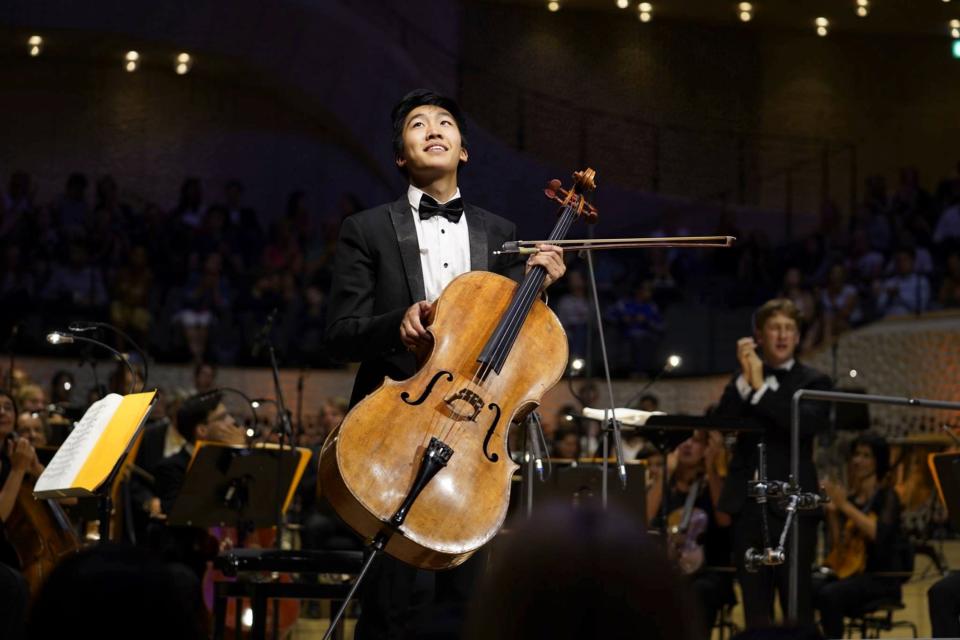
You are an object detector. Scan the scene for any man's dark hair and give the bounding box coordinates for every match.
[176,392,221,443]
[390,89,468,161]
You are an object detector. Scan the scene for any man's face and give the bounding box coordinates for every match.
[198,403,244,445]
[396,105,468,180]
[756,311,799,366]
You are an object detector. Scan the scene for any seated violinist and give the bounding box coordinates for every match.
[645,430,733,637]
[816,432,909,638]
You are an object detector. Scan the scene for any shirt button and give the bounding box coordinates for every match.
[441,229,445,234]
[443,262,449,268]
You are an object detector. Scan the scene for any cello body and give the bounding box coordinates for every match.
[319,270,568,569]
[5,474,81,595]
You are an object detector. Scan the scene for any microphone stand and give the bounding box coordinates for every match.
[258,318,294,551]
[583,248,627,497]
[49,333,137,396]
[68,321,150,390]
[296,368,305,437]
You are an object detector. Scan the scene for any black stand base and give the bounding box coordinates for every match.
[322,534,386,640]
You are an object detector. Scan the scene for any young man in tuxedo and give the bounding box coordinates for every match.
[714,298,831,629]
[324,89,565,638]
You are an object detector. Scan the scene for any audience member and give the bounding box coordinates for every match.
[463,504,700,640]
[876,248,931,316]
[27,544,206,640]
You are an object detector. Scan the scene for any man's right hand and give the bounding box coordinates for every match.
[400,301,435,350]
[736,337,764,390]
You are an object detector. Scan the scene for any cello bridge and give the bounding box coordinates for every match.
[442,388,484,422]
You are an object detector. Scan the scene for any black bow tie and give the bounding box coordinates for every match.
[418,195,464,223]
[763,365,789,382]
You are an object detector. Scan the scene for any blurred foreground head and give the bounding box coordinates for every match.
[464,503,700,640]
[28,544,205,640]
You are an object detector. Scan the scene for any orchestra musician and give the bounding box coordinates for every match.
[714,298,832,627]
[816,432,909,639]
[323,88,566,639]
[149,392,245,578]
[645,429,733,637]
[0,390,42,640]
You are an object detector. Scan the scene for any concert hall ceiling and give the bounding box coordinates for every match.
[499,0,960,37]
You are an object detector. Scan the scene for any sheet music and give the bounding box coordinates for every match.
[35,394,123,494]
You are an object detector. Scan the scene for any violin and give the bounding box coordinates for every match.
[666,478,708,575]
[2,433,81,595]
[319,170,598,569]
[824,509,876,579]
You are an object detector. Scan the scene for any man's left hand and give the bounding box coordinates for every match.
[525,244,565,289]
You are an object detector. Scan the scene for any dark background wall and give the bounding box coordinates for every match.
[461,3,960,227]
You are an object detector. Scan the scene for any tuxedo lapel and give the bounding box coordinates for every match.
[465,204,488,272]
[388,195,426,302]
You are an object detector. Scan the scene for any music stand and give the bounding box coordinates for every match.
[532,459,647,522]
[634,414,764,534]
[168,442,310,542]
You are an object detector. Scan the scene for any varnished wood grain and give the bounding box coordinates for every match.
[318,271,568,569]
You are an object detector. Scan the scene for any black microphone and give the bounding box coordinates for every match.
[251,309,277,358]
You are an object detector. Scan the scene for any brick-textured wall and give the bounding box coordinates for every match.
[17,311,958,432]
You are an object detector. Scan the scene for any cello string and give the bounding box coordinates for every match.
[479,199,576,377]
[443,199,579,447]
[440,214,563,447]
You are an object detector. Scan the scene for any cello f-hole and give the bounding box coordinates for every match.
[400,370,454,406]
[481,403,502,463]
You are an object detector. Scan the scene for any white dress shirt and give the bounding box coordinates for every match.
[735,358,795,405]
[408,185,471,302]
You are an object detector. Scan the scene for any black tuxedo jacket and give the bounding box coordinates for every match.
[325,194,524,406]
[129,419,170,513]
[714,361,832,515]
[154,446,191,517]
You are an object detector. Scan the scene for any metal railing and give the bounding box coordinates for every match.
[787,389,960,620]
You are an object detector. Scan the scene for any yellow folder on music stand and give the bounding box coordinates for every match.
[34,391,157,499]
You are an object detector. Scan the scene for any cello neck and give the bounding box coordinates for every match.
[476,201,579,377]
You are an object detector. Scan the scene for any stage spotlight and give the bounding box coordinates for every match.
[666,354,682,370]
[125,50,139,72]
[175,52,192,75]
[638,2,653,22]
[569,357,586,376]
[849,369,858,378]
[856,0,869,17]
[28,35,42,57]
[616,0,629,8]
[547,0,560,12]
[815,17,829,37]
[739,3,753,22]
[951,20,960,38]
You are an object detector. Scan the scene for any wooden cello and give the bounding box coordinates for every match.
[3,435,82,595]
[319,170,598,570]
